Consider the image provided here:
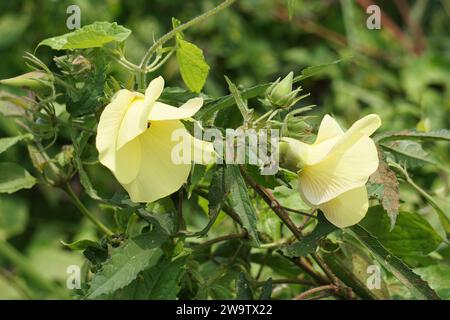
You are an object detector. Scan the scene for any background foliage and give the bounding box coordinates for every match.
[0,0,449,300]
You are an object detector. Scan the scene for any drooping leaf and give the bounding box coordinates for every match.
[110,251,191,299]
[281,212,336,257]
[0,163,36,194]
[86,230,167,299]
[176,39,210,93]
[349,224,441,300]
[70,118,101,200]
[374,129,450,143]
[38,22,131,50]
[360,206,443,258]
[227,165,260,246]
[194,165,232,237]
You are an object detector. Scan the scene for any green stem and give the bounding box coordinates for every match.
[64,183,114,237]
[137,0,236,87]
[391,163,450,236]
[192,231,247,250]
[0,240,67,298]
[146,49,175,73]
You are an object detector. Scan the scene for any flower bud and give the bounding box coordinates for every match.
[0,71,53,93]
[270,72,293,102]
[266,72,304,109]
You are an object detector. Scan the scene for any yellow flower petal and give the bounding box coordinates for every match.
[328,114,381,157]
[299,136,379,205]
[315,114,344,144]
[319,186,369,228]
[122,120,191,203]
[96,89,137,172]
[116,77,164,150]
[148,97,203,121]
[115,138,141,184]
[144,76,165,104]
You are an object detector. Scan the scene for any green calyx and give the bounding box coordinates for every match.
[278,139,307,173]
[266,72,306,109]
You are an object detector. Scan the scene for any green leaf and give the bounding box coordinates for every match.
[196,83,269,121]
[195,165,232,237]
[38,22,131,50]
[236,272,254,300]
[375,129,450,143]
[227,165,260,246]
[250,253,299,278]
[281,213,336,257]
[70,118,102,200]
[137,208,175,236]
[60,239,102,251]
[381,140,436,168]
[360,206,442,258]
[414,264,450,299]
[321,250,379,300]
[0,134,31,155]
[176,39,210,93]
[188,164,206,198]
[111,251,190,299]
[258,278,272,300]
[294,58,346,82]
[349,224,441,300]
[0,163,36,194]
[0,195,28,240]
[86,230,167,299]
[224,76,250,120]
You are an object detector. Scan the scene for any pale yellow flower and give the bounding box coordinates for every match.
[279,114,381,228]
[96,76,214,203]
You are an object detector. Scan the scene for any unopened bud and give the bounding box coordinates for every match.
[0,71,53,92]
[266,72,304,109]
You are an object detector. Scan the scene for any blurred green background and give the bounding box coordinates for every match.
[0,0,449,299]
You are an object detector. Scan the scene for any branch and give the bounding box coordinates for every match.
[293,284,337,300]
[239,166,303,240]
